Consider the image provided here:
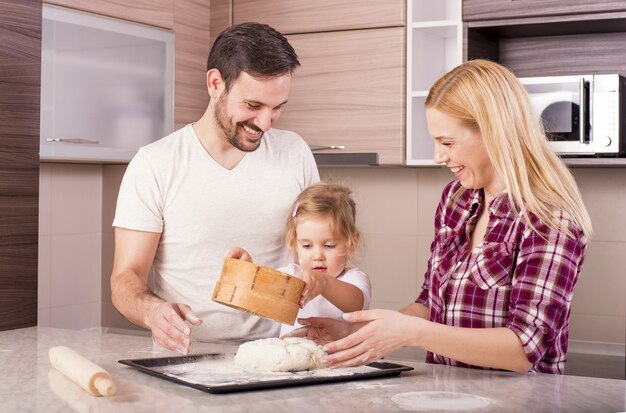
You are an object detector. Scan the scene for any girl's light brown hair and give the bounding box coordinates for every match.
[285,182,360,262]
[425,59,592,239]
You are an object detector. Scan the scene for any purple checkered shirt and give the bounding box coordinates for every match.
[416,180,587,374]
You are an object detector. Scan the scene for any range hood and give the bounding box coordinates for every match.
[309,145,378,166]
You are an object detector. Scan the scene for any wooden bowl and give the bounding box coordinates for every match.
[212,257,305,325]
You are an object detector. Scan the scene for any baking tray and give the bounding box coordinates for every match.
[119,353,414,394]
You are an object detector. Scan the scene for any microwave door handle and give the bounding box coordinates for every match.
[579,79,589,144]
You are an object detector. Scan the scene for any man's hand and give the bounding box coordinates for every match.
[146,302,202,354]
[225,247,253,262]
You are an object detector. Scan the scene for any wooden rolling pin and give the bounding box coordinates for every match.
[48,346,116,397]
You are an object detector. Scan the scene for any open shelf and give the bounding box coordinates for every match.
[406,0,462,165]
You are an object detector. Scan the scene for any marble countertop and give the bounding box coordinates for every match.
[0,327,624,412]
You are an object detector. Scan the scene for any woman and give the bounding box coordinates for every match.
[290,59,592,374]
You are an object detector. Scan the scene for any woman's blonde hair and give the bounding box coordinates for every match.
[425,59,592,238]
[285,182,360,262]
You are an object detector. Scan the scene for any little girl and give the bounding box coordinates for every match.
[278,182,371,336]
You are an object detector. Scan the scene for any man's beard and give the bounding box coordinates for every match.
[213,93,264,152]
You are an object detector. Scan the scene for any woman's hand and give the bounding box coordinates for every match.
[283,317,359,346]
[322,309,417,368]
[299,270,328,307]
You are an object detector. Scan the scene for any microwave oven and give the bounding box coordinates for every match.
[519,74,625,156]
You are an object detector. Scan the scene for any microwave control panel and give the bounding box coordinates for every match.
[592,91,619,153]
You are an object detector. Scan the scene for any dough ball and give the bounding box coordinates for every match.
[234,337,327,372]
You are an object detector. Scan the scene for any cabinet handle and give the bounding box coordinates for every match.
[309,145,345,151]
[46,138,100,144]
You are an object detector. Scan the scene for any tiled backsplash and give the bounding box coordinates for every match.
[38,163,103,329]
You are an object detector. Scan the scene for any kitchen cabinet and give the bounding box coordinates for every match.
[465,9,626,77]
[45,0,210,131]
[172,0,212,128]
[233,0,404,34]
[275,27,405,166]
[464,3,626,166]
[40,5,174,163]
[45,0,174,29]
[463,0,626,21]
[224,0,407,165]
[0,0,40,331]
[405,0,462,166]
[209,0,232,47]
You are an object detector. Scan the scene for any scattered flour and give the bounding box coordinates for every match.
[345,381,394,390]
[391,391,492,411]
[234,337,327,372]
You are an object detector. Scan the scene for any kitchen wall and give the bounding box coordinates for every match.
[35,1,625,379]
[38,163,103,328]
[37,162,626,378]
[37,163,129,330]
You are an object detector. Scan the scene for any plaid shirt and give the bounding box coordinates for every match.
[416,180,587,374]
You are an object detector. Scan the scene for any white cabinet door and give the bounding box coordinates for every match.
[41,5,174,163]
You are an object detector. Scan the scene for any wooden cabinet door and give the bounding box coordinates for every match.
[463,0,626,21]
[233,0,405,34]
[274,27,405,165]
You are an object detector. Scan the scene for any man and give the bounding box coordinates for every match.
[110,23,319,354]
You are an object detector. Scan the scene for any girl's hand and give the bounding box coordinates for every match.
[322,309,417,367]
[299,270,328,307]
[284,317,359,346]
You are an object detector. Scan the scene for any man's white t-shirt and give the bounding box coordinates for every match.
[113,124,319,342]
[277,264,372,336]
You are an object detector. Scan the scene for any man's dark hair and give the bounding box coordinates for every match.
[207,22,300,92]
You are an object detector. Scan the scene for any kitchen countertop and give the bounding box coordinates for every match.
[0,327,624,412]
